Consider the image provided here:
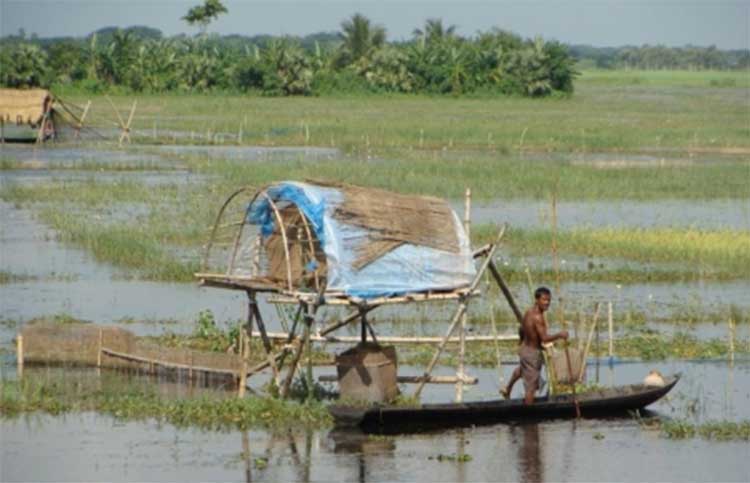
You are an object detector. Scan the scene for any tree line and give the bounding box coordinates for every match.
[0,14,577,97]
[569,44,749,71]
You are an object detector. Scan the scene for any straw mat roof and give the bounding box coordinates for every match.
[0,88,52,125]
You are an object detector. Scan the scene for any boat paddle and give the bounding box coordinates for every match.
[563,340,581,418]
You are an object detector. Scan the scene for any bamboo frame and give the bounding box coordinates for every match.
[414,232,503,398]
[318,374,478,385]
[248,330,518,344]
[101,347,238,377]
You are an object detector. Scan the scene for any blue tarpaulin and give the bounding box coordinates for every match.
[246,181,476,299]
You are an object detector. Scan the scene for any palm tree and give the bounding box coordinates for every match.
[336,13,386,67]
[413,18,456,45]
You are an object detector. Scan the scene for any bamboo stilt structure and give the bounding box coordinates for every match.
[414,237,501,399]
[456,187,471,403]
[247,291,280,384]
[304,304,314,401]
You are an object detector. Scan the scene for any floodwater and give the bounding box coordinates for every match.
[1,360,747,482]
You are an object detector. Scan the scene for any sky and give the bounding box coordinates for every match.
[1,0,748,49]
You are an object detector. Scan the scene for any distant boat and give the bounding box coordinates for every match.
[330,374,680,433]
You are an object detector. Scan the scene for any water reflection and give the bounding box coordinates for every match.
[513,424,542,483]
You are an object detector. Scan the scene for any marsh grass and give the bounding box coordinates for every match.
[475,225,750,279]
[0,375,332,430]
[659,419,750,441]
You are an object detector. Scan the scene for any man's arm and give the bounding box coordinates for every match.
[534,318,568,344]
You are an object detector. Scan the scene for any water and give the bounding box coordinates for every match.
[1,360,747,482]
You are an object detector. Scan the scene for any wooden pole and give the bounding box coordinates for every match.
[456,187,471,403]
[16,334,23,376]
[579,303,602,382]
[74,100,91,140]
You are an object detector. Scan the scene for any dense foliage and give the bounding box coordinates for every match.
[0,16,578,97]
[569,44,750,70]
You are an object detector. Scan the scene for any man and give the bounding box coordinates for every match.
[501,286,568,404]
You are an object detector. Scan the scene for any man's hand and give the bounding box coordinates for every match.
[559,330,569,341]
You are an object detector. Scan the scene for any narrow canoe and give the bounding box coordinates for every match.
[329,374,679,433]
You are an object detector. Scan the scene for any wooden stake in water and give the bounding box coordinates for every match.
[238,327,247,398]
[608,301,614,363]
[728,317,735,366]
[456,188,471,403]
[97,328,103,368]
[16,334,23,376]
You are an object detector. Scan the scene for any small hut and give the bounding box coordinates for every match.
[197,181,521,401]
[0,88,56,142]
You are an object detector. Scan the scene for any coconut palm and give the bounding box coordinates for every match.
[413,18,456,46]
[335,13,386,67]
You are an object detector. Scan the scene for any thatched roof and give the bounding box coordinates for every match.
[0,88,53,125]
[316,181,460,270]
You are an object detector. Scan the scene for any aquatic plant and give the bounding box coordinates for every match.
[0,375,332,430]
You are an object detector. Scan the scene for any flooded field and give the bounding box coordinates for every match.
[1,134,748,482]
[1,360,748,482]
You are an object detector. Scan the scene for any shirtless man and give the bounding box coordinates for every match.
[501,287,568,404]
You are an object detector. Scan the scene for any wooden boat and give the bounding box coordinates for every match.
[329,374,679,433]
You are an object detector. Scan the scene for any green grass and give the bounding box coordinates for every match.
[579,69,749,88]
[59,71,750,154]
[0,375,332,430]
[475,225,750,279]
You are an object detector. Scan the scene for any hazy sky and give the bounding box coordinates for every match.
[2,0,748,49]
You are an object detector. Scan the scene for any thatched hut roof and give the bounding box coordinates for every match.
[242,180,476,298]
[0,88,53,125]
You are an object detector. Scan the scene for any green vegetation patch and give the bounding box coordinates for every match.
[475,225,750,279]
[659,419,750,441]
[0,376,331,430]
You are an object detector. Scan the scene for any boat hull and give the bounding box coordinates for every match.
[329,375,679,433]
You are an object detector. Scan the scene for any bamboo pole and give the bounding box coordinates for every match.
[238,327,247,397]
[304,305,314,401]
[414,240,500,398]
[578,303,602,382]
[247,291,280,383]
[245,307,371,379]
[262,192,294,291]
[16,334,23,376]
[318,374,478,385]
[456,187,471,403]
[488,261,523,323]
[100,348,237,376]
[97,328,103,368]
[247,330,518,344]
[608,301,614,363]
[728,316,735,366]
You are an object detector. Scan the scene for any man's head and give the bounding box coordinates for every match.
[534,286,552,312]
